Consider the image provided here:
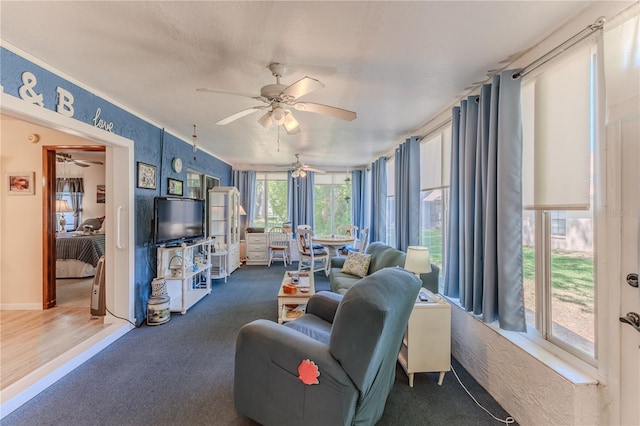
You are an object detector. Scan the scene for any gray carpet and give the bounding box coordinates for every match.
[3,265,516,425]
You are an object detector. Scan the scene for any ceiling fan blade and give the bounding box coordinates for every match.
[283,111,300,135]
[215,106,268,125]
[294,102,357,121]
[71,160,90,168]
[76,160,104,165]
[281,77,324,100]
[196,88,265,102]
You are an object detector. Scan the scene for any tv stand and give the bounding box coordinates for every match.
[156,238,213,314]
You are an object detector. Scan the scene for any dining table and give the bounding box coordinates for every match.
[312,235,357,263]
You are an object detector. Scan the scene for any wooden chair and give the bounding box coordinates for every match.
[268,227,290,267]
[357,228,370,253]
[296,228,329,276]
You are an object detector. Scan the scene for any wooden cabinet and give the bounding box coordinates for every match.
[245,232,268,265]
[208,187,240,275]
[156,239,212,314]
[398,289,451,387]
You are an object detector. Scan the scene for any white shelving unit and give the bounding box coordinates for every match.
[208,186,241,275]
[398,289,451,387]
[156,238,213,314]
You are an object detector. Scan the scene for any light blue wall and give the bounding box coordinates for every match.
[1,47,232,324]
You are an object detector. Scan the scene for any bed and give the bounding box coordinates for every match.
[56,232,106,278]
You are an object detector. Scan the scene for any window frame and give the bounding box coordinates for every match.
[521,45,599,365]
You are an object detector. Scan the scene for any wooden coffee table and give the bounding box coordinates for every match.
[277,271,315,323]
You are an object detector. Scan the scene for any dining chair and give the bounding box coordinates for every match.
[267,227,290,267]
[296,228,329,275]
[296,224,325,250]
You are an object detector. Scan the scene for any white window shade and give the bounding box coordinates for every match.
[442,125,451,186]
[314,174,333,185]
[387,157,395,197]
[420,134,442,190]
[523,44,593,210]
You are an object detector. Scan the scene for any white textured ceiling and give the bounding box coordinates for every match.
[1,1,593,171]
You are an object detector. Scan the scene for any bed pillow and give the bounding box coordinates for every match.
[76,217,104,232]
[341,251,371,278]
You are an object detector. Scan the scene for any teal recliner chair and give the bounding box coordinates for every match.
[234,267,421,426]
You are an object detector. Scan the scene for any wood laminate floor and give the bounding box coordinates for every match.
[0,279,106,391]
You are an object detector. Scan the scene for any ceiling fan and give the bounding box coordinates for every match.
[279,154,326,178]
[197,63,357,135]
[56,152,104,168]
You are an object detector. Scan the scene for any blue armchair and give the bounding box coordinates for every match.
[234,267,421,425]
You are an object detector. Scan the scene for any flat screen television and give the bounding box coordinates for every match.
[152,197,205,246]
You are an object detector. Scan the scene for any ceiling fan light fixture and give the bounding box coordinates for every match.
[258,111,274,128]
[292,169,300,178]
[283,111,300,135]
[272,106,286,125]
[299,169,307,178]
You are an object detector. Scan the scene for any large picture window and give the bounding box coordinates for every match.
[313,173,351,236]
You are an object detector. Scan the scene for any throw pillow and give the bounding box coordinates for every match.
[341,251,371,278]
[76,217,104,231]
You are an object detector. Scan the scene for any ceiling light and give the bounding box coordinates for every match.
[258,111,274,129]
[299,169,307,178]
[292,169,300,178]
[283,111,300,135]
[272,106,286,125]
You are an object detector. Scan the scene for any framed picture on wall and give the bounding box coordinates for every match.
[137,162,157,190]
[6,171,35,195]
[97,184,106,203]
[167,178,183,196]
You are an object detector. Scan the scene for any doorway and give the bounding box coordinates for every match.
[47,147,106,308]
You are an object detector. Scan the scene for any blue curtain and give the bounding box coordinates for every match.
[351,170,365,231]
[287,171,315,232]
[444,70,526,332]
[369,157,387,243]
[232,170,255,239]
[394,137,420,251]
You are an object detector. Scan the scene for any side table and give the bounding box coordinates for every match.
[210,250,228,282]
[398,289,451,387]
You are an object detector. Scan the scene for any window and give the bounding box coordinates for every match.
[419,127,451,292]
[521,42,597,361]
[314,174,351,236]
[550,210,567,238]
[58,193,77,231]
[386,157,395,247]
[254,173,288,231]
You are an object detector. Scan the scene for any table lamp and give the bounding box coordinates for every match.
[56,199,73,232]
[404,246,432,276]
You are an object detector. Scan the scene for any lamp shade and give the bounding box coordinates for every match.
[56,199,73,212]
[238,205,247,216]
[404,246,432,275]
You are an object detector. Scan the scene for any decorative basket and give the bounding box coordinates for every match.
[151,278,168,297]
[283,283,297,294]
